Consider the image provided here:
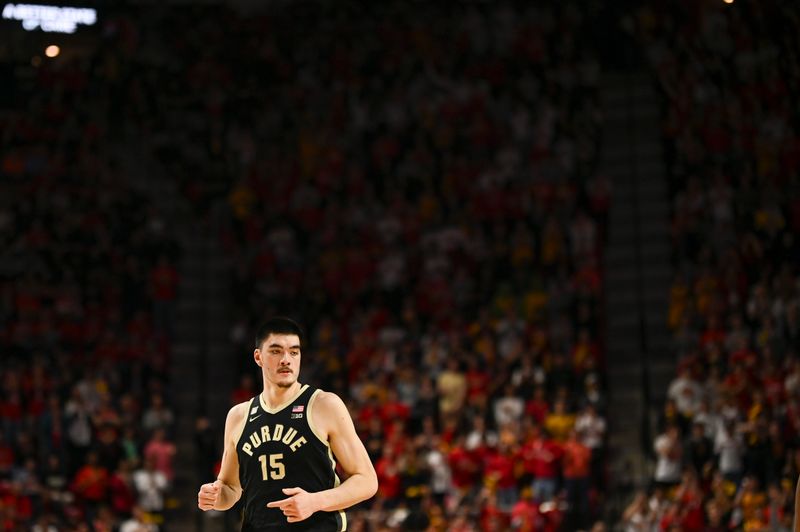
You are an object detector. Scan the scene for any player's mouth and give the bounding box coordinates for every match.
[278,369,292,374]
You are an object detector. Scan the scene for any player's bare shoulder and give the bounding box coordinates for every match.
[225,400,250,443]
[310,390,352,435]
[310,389,348,415]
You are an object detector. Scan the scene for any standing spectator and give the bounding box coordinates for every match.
[620,492,651,532]
[521,424,561,503]
[544,398,575,442]
[715,419,744,484]
[120,506,158,532]
[141,394,173,434]
[493,383,524,428]
[483,439,517,512]
[143,428,176,484]
[437,358,467,424]
[562,429,592,529]
[653,425,682,488]
[70,451,109,522]
[668,367,703,418]
[574,403,607,488]
[685,421,714,480]
[64,389,92,475]
[132,456,168,525]
[510,487,541,531]
[108,461,136,517]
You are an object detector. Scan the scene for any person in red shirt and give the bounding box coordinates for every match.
[511,487,542,532]
[482,440,518,512]
[520,424,561,503]
[525,387,550,425]
[375,444,401,508]
[379,389,410,430]
[479,488,510,532]
[230,373,256,406]
[448,436,480,503]
[70,451,109,518]
[674,470,705,531]
[562,429,592,529]
[108,460,136,516]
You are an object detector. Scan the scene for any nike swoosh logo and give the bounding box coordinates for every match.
[249,414,262,422]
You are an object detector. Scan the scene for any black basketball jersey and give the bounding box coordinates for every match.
[236,384,345,531]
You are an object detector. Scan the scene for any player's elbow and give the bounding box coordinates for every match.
[363,470,378,500]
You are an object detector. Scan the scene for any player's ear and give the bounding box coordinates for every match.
[254,349,263,367]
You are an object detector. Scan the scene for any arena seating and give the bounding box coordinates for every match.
[2,1,612,529]
[159,2,610,529]
[0,36,181,528]
[621,1,800,529]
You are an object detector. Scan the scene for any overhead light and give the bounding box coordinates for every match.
[45,44,59,57]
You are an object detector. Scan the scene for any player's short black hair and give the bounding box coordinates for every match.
[254,317,305,349]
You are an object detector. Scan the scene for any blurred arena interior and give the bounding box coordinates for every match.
[2,0,800,530]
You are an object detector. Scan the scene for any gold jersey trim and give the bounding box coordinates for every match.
[258,383,309,414]
[327,441,346,530]
[306,389,328,446]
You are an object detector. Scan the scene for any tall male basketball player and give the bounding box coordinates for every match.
[198,317,377,530]
[795,474,799,531]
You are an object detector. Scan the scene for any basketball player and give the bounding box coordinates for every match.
[795,474,800,532]
[197,317,377,530]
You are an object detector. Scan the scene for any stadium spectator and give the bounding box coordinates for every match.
[620,0,800,527]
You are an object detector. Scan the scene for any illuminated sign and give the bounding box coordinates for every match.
[2,3,96,33]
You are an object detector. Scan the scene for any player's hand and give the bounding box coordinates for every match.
[267,487,319,522]
[198,480,222,511]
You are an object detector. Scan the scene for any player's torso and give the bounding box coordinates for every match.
[236,384,346,531]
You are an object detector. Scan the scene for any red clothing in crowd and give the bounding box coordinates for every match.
[480,500,510,531]
[375,455,400,501]
[520,435,561,479]
[448,444,479,490]
[150,262,178,301]
[525,398,550,425]
[511,498,541,532]
[483,448,516,489]
[108,472,135,515]
[562,439,591,479]
[71,465,109,502]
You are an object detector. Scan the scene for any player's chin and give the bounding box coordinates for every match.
[275,374,296,387]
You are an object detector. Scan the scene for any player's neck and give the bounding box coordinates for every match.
[261,381,302,409]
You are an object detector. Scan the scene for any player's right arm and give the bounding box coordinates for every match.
[794,473,800,532]
[198,402,247,511]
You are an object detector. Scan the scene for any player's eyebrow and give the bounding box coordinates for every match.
[267,344,301,350]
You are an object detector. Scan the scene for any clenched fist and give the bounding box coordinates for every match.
[198,480,222,511]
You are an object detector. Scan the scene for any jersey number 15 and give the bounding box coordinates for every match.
[258,453,286,480]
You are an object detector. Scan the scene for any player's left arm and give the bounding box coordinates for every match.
[267,391,377,522]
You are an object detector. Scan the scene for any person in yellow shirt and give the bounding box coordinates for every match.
[437,358,467,423]
[544,399,575,442]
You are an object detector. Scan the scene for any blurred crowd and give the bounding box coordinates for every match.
[177,2,611,530]
[0,18,181,530]
[621,1,800,530]
[2,0,616,530]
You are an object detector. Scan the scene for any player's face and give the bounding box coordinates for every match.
[256,334,301,389]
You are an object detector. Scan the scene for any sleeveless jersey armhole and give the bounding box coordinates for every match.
[232,398,254,448]
[306,389,329,447]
